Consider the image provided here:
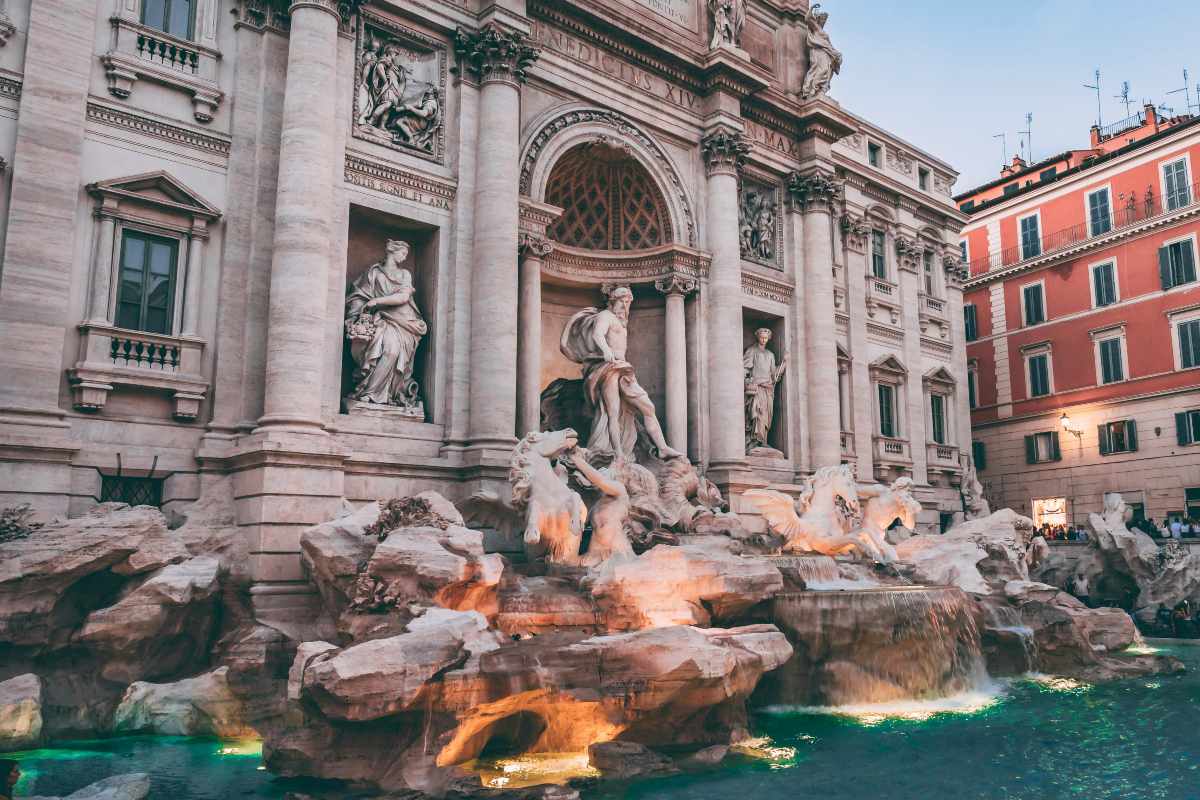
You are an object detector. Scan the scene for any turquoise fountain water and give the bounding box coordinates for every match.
[11,643,1200,800]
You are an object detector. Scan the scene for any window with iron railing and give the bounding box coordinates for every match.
[1019,215,1041,259]
[1164,159,1190,211]
[970,181,1196,274]
[117,230,178,335]
[877,383,897,438]
[871,230,887,279]
[1087,188,1112,236]
[1160,238,1197,290]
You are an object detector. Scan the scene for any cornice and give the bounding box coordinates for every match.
[543,242,710,286]
[344,152,457,210]
[741,268,794,304]
[85,101,232,157]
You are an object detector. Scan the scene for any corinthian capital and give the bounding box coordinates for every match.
[655,274,698,297]
[894,235,922,273]
[840,213,870,253]
[519,233,553,258]
[454,24,540,86]
[701,129,750,176]
[786,169,840,213]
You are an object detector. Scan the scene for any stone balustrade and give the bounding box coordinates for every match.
[68,323,208,420]
[925,442,961,472]
[101,16,223,122]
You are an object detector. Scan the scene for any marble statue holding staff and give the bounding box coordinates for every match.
[744,327,786,453]
[560,287,682,461]
[345,239,428,411]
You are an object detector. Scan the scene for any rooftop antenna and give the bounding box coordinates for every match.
[1115,81,1134,118]
[1166,68,1194,118]
[1084,69,1103,128]
[1020,112,1033,163]
[993,132,1007,167]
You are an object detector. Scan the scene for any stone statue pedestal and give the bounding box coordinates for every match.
[344,397,425,421]
[747,446,785,460]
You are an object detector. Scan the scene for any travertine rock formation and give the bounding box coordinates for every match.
[113,667,255,739]
[24,773,151,800]
[0,673,43,751]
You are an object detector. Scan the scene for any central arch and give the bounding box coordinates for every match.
[519,106,697,248]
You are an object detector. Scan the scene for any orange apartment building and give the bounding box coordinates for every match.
[958,105,1200,528]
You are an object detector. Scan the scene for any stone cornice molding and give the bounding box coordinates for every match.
[453,24,540,86]
[786,168,840,213]
[86,102,231,157]
[655,274,698,297]
[543,243,709,287]
[701,128,750,176]
[289,0,340,17]
[233,0,362,33]
[343,153,456,210]
[699,49,772,98]
[518,197,563,236]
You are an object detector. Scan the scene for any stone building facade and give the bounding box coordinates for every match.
[0,0,966,608]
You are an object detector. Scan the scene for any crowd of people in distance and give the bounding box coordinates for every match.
[1146,516,1200,540]
[1036,523,1089,542]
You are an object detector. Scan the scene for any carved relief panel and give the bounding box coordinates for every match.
[738,177,781,270]
[353,14,447,164]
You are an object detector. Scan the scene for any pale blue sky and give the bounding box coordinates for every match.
[824,1,1200,193]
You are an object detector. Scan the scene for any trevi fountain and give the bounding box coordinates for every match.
[2,1,1200,799]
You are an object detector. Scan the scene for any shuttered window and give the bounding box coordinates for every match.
[1024,431,1061,464]
[1164,159,1190,211]
[1023,283,1045,325]
[1179,319,1200,369]
[1098,420,1138,455]
[1160,239,1197,289]
[972,440,987,470]
[141,0,194,39]
[1176,410,1200,446]
[1092,261,1117,307]
[877,384,897,438]
[1019,215,1041,259]
[1088,189,1112,236]
[964,304,978,341]
[1098,337,1124,384]
[1028,353,1051,397]
[930,394,947,444]
[967,370,977,409]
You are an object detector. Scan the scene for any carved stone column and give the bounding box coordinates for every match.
[789,168,842,469]
[257,0,342,433]
[86,210,119,324]
[455,24,539,453]
[702,129,750,470]
[181,222,208,337]
[517,233,552,437]
[841,212,875,479]
[655,274,697,456]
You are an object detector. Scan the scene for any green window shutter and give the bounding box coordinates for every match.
[1160,247,1174,290]
[1098,424,1111,456]
[1024,435,1037,464]
[1178,413,1190,445]
[1050,432,1062,461]
[1127,420,1138,452]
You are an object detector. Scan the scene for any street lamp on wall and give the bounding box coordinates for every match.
[1060,412,1083,439]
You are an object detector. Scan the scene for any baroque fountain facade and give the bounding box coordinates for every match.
[0,1,1195,798]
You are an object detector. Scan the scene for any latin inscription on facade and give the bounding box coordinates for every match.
[743,119,799,158]
[530,22,700,111]
[628,0,697,30]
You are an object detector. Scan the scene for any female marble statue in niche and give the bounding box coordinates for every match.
[800,4,842,99]
[345,239,429,414]
[744,327,786,456]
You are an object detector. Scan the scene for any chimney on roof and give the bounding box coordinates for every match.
[1145,102,1159,132]
[1089,124,1101,148]
[1000,154,1027,178]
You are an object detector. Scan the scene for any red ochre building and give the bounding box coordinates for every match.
[958,105,1200,528]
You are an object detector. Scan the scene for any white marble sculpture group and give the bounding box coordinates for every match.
[745,465,920,564]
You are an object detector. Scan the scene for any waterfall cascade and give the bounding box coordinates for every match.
[756,585,990,707]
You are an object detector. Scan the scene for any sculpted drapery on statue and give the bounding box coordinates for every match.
[345,240,428,414]
[708,0,746,49]
[558,287,682,461]
[800,4,842,99]
[744,328,786,454]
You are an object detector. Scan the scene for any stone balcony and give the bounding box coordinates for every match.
[926,442,962,473]
[68,323,208,420]
[873,434,912,465]
[101,17,223,122]
[864,274,902,325]
[918,293,951,340]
